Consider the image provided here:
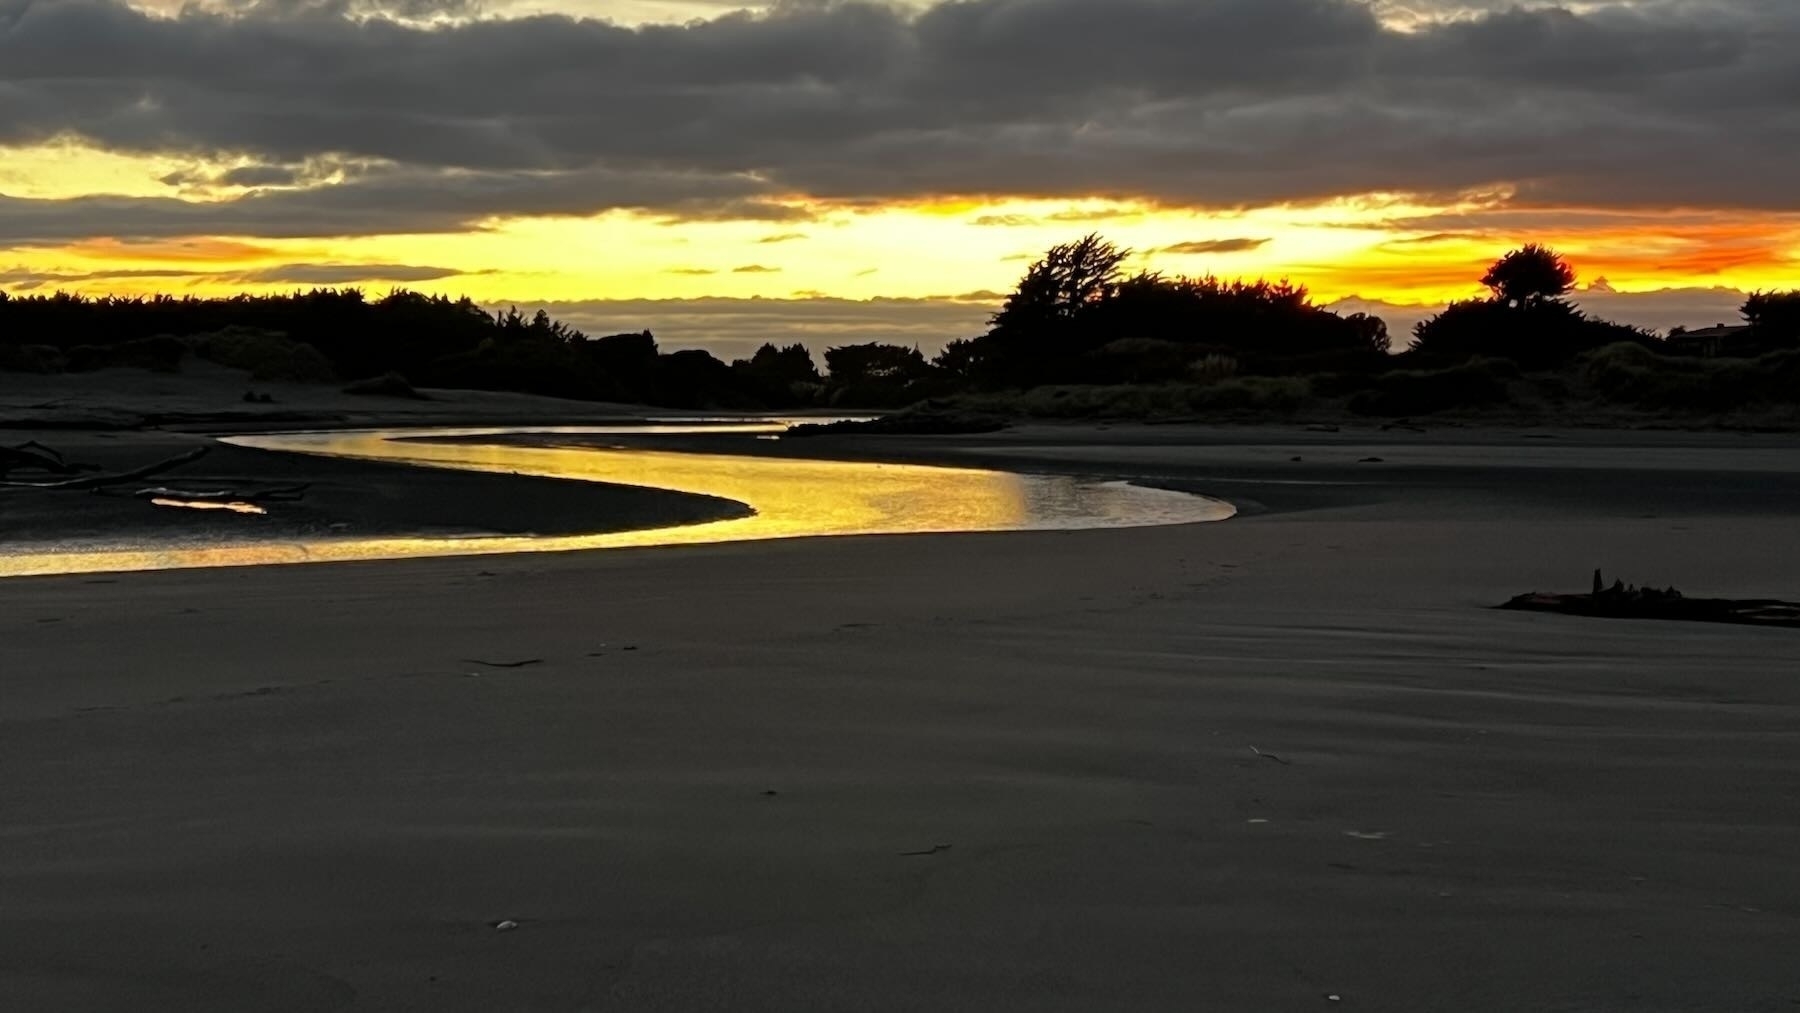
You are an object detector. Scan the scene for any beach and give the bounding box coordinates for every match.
[3,411,1800,1010]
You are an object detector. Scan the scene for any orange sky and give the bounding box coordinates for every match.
[4,0,1798,349]
[5,144,1795,317]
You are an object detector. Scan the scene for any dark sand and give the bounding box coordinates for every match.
[1,432,747,547]
[3,414,1800,1010]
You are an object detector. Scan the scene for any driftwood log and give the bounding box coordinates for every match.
[0,440,86,477]
[126,482,311,504]
[1500,570,1800,629]
[0,445,211,491]
[3,440,311,508]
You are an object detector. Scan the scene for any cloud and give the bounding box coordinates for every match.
[517,292,999,361]
[0,265,210,290]
[226,262,467,284]
[1330,284,1753,342]
[0,260,471,290]
[0,0,1795,242]
[756,231,806,244]
[216,164,307,188]
[731,264,780,273]
[1158,238,1271,255]
[0,165,798,243]
[1383,232,1493,246]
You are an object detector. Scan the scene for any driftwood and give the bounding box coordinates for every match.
[0,446,210,491]
[1499,569,1800,629]
[0,440,84,476]
[125,482,311,504]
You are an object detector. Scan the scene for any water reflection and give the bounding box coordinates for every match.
[0,424,1232,577]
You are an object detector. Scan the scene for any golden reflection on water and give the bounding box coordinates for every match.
[0,425,1233,577]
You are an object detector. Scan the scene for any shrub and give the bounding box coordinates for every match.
[65,335,186,373]
[1186,376,1310,414]
[1411,299,1652,370]
[343,372,428,399]
[1082,338,1194,384]
[189,326,337,382]
[1579,342,1800,412]
[0,343,68,373]
[1305,370,1383,399]
[1190,353,1239,383]
[935,377,1308,420]
[1348,359,1517,416]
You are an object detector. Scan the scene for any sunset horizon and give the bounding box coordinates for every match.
[4,0,1793,358]
[7,4,1800,1008]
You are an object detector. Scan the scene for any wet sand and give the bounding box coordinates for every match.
[3,422,1800,1011]
[0,431,750,548]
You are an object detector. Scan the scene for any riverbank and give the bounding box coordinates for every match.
[15,421,1800,566]
[0,363,669,432]
[0,429,750,550]
[3,415,1800,1011]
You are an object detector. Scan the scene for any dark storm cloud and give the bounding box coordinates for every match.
[216,165,307,187]
[1,0,1797,239]
[0,164,791,242]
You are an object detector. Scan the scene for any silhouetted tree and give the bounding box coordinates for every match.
[1343,312,1391,356]
[1482,244,1576,309]
[962,236,1387,387]
[735,342,821,384]
[654,349,750,409]
[0,290,831,407]
[989,233,1131,337]
[1742,290,1800,348]
[932,337,984,378]
[730,342,822,407]
[1411,292,1650,370]
[824,343,930,385]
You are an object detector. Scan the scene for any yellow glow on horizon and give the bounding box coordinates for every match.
[0,141,195,200]
[4,141,1797,313]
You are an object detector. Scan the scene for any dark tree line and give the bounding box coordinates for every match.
[1407,245,1652,370]
[1740,291,1800,348]
[0,288,838,408]
[931,234,1390,391]
[4,240,1796,412]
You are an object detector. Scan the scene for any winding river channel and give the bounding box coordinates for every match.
[0,421,1233,577]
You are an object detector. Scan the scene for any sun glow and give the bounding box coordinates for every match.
[5,140,1798,330]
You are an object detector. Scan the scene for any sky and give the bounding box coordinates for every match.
[1,0,1796,358]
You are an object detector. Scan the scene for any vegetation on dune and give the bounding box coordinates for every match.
[188,326,338,382]
[953,234,1389,388]
[2,238,1797,423]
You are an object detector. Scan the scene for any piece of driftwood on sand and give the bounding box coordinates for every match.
[1500,569,1800,628]
[0,445,211,491]
[0,440,87,477]
[123,482,312,504]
